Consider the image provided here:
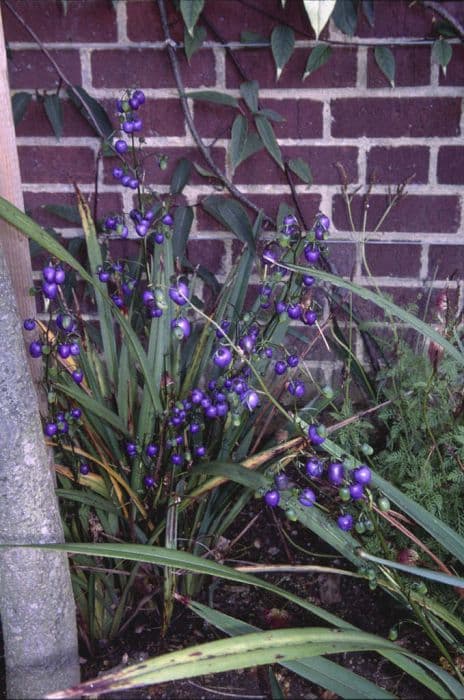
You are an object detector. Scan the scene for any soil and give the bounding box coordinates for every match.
[0,500,442,699]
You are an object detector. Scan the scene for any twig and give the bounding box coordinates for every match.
[157,0,274,226]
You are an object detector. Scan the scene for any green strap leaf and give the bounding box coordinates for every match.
[229,114,248,174]
[202,195,255,251]
[255,114,284,170]
[374,46,396,87]
[186,90,239,108]
[288,158,313,185]
[240,80,259,113]
[303,43,332,80]
[271,25,295,80]
[187,600,395,699]
[184,24,206,62]
[432,39,453,77]
[173,205,194,260]
[170,157,192,195]
[12,92,32,126]
[53,382,128,435]
[180,0,204,36]
[43,94,64,141]
[303,0,336,39]
[43,204,81,224]
[191,461,267,490]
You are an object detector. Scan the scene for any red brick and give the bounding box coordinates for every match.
[2,0,117,42]
[15,98,95,138]
[332,194,460,233]
[187,239,227,275]
[208,0,320,42]
[226,48,357,89]
[195,98,323,139]
[18,146,95,184]
[331,98,461,138]
[356,0,431,37]
[367,146,429,184]
[101,98,185,137]
[428,245,464,279]
[127,0,184,42]
[326,242,357,278]
[367,46,430,87]
[8,49,81,89]
[24,191,123,229]
[363,243,421,277]
[198,193,321,233]
[439,45,464,86]
[233,145,357,185]
[103,147,226,187]
[91,49,215,89]
[437,146,464,184]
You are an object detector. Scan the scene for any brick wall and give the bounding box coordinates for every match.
[3,0,464,374]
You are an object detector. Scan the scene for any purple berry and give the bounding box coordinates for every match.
[80,463,90,475]
[29,341,42,358]
[57,344,71,359]
[98,270,111,283]
[275,472,289,490]
[299,487,316,507]
[317,214,330,231]
[142,290,155,306]
[121,175,131,187]
[126,442,137,457]
[242,390,259,411]
[302,274,315,287]
[288,380,305,398]
[42,281,58,300]
[195,446,206,458]
[112,167,124,180]
[23,318,36,331]
[327,462,345,486]
[287,354,299,368]
[71,408,82,419]
[287,304,301,320]
[264,489,280,507]
[133,89,145,105]
[162,213,173,226]
[213,347,232,369]
[275,301,287,314]
[338,514,354,531]
[111,294,124,308]
[56,313,75,332]
[304,246,320,264]
[354,465,371,485]
[69,343,80,356]
[129,96,140,110]
[129,178,139,190]
[123,120,135,134]
[72,369,84,384]
[305,458,323,478]
[171,454,184,466]
[308,424,325,446]
[136,223,148,237]
[143,475,155,488]
[154,232,164,244]
[172,317,191,338]
[54,267,65,284]
[133,118,143,132]
[42,265,56,283]
[146,443,158,458]
[44,422,57,437]
[349,483,364,500]
[115,139,128,154]
[274,360,287,376]
[169,281,189,306]
[303,310,318,326]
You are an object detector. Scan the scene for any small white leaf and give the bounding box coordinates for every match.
[303,0,336,40]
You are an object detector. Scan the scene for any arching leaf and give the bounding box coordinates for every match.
[180,0,204,36]
[271,25,295,80]
[303,43,332,80]
[374,46,395,87]
[432,39,453,77]
[229,115,248,174]
[255,115,284,170]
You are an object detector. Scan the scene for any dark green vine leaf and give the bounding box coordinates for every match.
[173,206,194,260]
[180,0,204,36]
[362,0,374,27]
[271,24,295,80]
[374,46,395,87]
[12,92,32,126]
[303,43,332,80]
[240,30,268,44]
[43,204,81,224]
[240,80,259,113]
[202,196,255,251]
[185,90,239,108]
[66,85,113,139]
[332,0,358,36]
[170,157,192,195]
[229,115,248,175]
[256,108,285,123]
[288,158,313,185]
[235,133,264,169]
[434,20,458,39]
[432,39,453,77]
[184,25,206,62]
[255,115,284,170]
[43,94,64,141]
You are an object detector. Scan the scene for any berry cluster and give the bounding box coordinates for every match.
[112,89,146,191]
